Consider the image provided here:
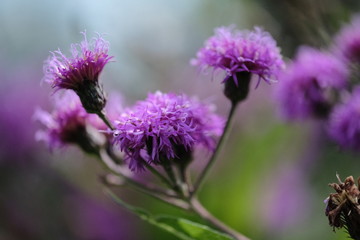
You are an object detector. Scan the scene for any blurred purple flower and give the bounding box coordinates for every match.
[328,87,360,150]
[34,92,89,150]
[275,47,348,120]
[191,26,284,86]
[113,91,224,171]
[333,15,360,63]
[35,91,123,150]
[0,81,45,163]
[43,32,113,91]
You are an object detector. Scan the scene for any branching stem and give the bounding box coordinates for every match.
[96,102,249,239]
[98,149,176,198]
[143,161,174,189]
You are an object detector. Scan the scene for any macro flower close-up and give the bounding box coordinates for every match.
[2,1,360,240]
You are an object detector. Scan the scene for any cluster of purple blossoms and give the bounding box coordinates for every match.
[328,88,360,151]
[43,32,113,113]
[192,26,284,87]
[325,16,360,151]
[275,47,348,120]
[274,15,360,151]
[333,15,360,63]
[112,91,224,171]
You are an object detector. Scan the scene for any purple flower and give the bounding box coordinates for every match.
[34,91,89,150]
[328,87,360,150]
[43,32,113,113]
[191,26,284,86]
[43,32,112,91]
[34,91,122,151]
[112,91,224,171]
[275,47,348,120]
[0,80,46,164]
[333,15,360,63]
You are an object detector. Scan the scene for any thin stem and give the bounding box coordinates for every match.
[98,148,175,198]
[105,187,191,213]
[143,161,174,189]
[191,103,238,197]
[177,164,191,198]
[99,149,189,209]
[105,144,123,165]
[117,184,190,210]
[190,198,249,240]
[97,110,114,130]
[100,144,250,239]
[162,158,191,198]
[162,161,177,186]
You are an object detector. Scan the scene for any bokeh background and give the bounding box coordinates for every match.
[1,0,360,239]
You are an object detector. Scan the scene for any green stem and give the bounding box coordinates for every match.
[101,147,249,239]
[161,160,181,194]
[190,198,249,240]
[191,103,238,198]
[143,161,174,189]
[97,110,114,130]
[177,163,191,198]
[105,187,190,213]
[98,148,175,198]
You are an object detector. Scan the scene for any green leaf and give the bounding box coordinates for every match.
[155,216,235,240]
[105,188,235,240]
[105,188,151,220]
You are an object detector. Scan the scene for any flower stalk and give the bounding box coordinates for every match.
[191,102,238,198]
[97,110,114,130]
[98,148,190,210]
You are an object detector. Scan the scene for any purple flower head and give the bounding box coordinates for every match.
[34,91,88,150]
[35,91,124,151]
[112,91,224,171]
[43,32,113,113]
[333,15,360,63]
[275,47,349,120]
[43,32,112,91]
[191,26,284,86]
[328,87,360,150]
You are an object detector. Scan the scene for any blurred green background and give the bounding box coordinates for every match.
[1,0,360,239]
